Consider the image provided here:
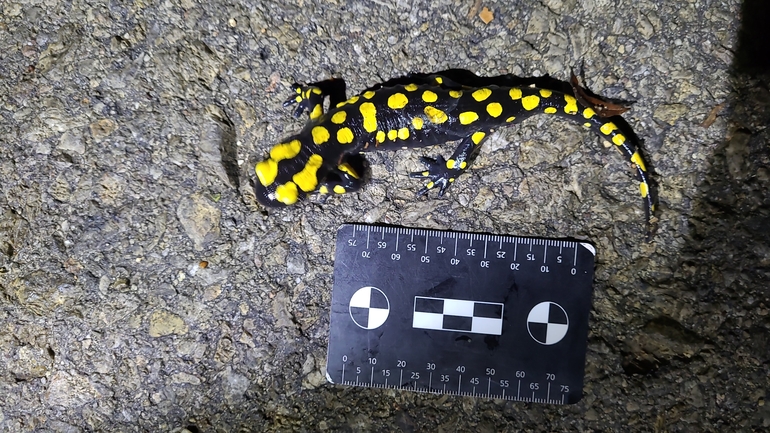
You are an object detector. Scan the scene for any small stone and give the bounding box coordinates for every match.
[653,104,688,125]
[58,130,85,155]
[171,372,201,385]
[89,118,118,140]
[148,310,188,337]
[44,372,101,407]
[176,194,221,250]
[286,252,307,274]
[203,284,222,301]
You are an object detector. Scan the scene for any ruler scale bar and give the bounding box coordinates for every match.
[327,224,595,405]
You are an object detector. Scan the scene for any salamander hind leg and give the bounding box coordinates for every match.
[409,130,488,196]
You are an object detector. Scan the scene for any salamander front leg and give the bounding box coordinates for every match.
[317,154,368,197]
[409,130,489,196]
[282,79,348,120]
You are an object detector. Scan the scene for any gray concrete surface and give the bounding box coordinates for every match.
[2,0,768,431]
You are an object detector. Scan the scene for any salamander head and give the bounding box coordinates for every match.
[253,156,307,207]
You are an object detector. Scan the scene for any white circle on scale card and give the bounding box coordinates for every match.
[348,286,390,330]
[526,301,569,345]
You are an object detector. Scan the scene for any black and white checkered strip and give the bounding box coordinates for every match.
[412,296,504,335]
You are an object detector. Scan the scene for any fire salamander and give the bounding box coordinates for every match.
[254,72,656,238]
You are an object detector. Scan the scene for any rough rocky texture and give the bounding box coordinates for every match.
[1,0,767,431]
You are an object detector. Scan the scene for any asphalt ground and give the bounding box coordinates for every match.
[2,0,768,431]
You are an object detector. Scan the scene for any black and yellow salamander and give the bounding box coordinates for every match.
[254,72,656,238]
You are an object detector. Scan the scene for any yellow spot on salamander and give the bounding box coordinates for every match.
[449,90,463,98]
[337,96,360,108]
[311,87,322,95]
[363,90,376,99]
[639,181,649,198]
[486,102,503,118]
[398,127,409,140]
[318,185,329,194]
[331,111,347,124]
[446,159,455,169]
[539,89,552,98]
[255,159,278,186]
[338,162,360,178]
[292,154,323,192]
[412,117,424,130]
[583,108,596,119]
[522,95,540,111]
[337,127,354,144]
[333,185,346,194]
[459,111,479,125]
[600,122,618,135]
[424,106,448,124]
[388,93,409,109]
[544,107,557,114]
[422,90,438,103]
[583,122,592,128]
[269,139,301,161]
[509,88,522,100]
[472,88,492,102]
[426,181,435,189]
[506,116,516,122]
[564,95,578,114]
[405,83,418,91]
[376,130,385,143]
[311,126,330,145]
[612,133,627,146]
[309,104,323,120]
[387,130,397,141]
[275,181,299,205]
[460,161,467,169]
[434,77,443,84]
[359,102,378,133]
[471,131,486,144]
[630,151,647,171]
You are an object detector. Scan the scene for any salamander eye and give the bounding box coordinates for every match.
[254,176,306,207]
[254,182,287,208]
